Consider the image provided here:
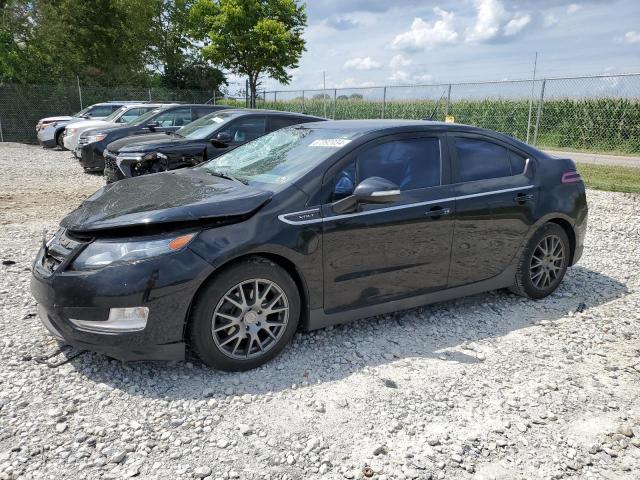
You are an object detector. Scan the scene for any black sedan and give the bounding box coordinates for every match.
[31,120,588,371]
[103,109,325,183]
[78,104,229,172]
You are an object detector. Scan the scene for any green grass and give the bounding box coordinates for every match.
[576,162,640,193]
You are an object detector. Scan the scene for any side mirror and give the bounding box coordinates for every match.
[332,176,400,214]
[146,121,160,130]
[211,131,232,147]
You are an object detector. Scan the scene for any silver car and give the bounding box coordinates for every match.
[63,104,164,156]
[36,102,131,149]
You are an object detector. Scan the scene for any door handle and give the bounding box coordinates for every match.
[513,192,534,203]
[425,206,451,218]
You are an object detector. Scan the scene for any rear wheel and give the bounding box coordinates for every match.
[511,223,570,299]
[189,257,300,371]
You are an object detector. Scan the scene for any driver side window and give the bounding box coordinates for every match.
[218,117,266,144]
[332,137,441,200]
[154,108,192,127]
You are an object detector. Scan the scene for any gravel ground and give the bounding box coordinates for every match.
[0,143,639,480]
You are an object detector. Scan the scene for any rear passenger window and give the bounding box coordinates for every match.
[455,138,511,182]
[509,150,527,175]
[270,117,303,131]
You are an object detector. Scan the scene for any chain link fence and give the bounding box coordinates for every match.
[254,73,640,155]
[2,74,639,154]
[0,83,218,143]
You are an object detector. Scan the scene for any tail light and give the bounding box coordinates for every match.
[561,170,582,184]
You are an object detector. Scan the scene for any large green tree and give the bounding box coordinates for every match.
[0,0,226,91]
[148,0,226,90]
[191,0,306,107]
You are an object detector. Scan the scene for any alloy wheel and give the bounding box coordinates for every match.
[529,234,565,289]
[211,278,289,360]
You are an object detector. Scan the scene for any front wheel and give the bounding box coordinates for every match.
[189,257,300,371]
[511,223,571,299]
[55,130,66,150]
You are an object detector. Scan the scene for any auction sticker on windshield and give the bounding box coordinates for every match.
[211,117,224,123]
[309,138,351,147]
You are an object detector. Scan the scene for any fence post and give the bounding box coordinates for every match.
[533,79,546,145]
[0,118,4,142]
[382,86,387,119]
[274,91,277,104]
[76,76,83,109]
[148,88,152,101]
[445,84,452,116]
[301,90,305,113]
[213,90,216,105]
[333,89,337,119]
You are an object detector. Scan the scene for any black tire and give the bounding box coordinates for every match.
[511,223,571,299]
[55,130,66,150]
[189,257,300,371]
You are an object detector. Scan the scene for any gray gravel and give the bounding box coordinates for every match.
[1,144,639,480]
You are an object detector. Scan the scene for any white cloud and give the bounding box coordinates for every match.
[343,56,382,70]
[623,31,640,44]
[334,77,375,88]
[392,8,458,51]
[389,54,413,70]
[567,4,581,14]
[466,0,505,43]
[465,0,533,42]
[543,13,558,28]
[388,70,410,83]
[504,13,531,36]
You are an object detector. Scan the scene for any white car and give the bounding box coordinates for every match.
[36,103,126,149]
[63,104,163,155]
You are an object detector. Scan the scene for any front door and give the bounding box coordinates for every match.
[321,134,455,314]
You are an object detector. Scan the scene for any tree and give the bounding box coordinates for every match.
[191,0,306,107]
[147,0,226,91]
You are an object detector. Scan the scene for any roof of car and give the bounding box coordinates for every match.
[300,119,541,154]
[210,108,324,118]
[301,119,470,131]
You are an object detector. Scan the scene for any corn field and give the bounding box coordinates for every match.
[218,73,640,155]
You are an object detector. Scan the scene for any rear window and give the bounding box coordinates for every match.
[455,138,511,182]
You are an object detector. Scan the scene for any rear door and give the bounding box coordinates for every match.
[321,132,455,313]
[448,133,537,287]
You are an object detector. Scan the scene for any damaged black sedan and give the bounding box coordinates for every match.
[103,109,324,183]
[31,121,587,371]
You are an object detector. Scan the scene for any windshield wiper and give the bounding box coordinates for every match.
[173,131,184,138]
[209,171,247,185]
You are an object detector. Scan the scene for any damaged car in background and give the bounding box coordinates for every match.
[31,120,587,371]
[103,109,325,183]
[78,104,230,172]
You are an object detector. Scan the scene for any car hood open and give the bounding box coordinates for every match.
[61,168,272,233]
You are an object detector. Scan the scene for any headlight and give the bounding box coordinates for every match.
[84,133,107,144]
[66,127,77,134]
[72,233,196,270]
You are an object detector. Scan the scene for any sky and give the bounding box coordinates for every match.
[228,0,640,94]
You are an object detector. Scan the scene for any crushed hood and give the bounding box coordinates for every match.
[106,133,176,154]
[61,168,272,233]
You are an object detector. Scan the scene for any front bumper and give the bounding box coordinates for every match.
[104,150,127,183]
[37,126,58,147]
[30,234,214,362]
[80,143,106,171]
[63,133,78,152]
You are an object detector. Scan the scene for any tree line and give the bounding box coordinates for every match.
[0,0,306,104]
